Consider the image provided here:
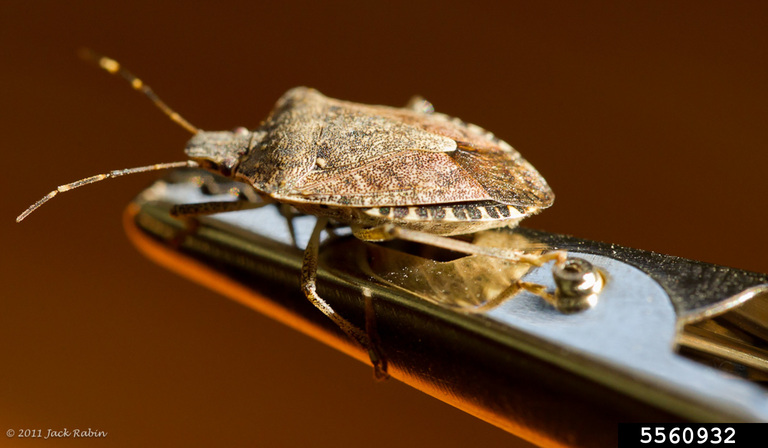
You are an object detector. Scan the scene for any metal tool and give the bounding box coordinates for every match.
[124,169,768,447]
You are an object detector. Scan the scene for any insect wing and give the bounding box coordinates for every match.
[244,88,553,211]
[289,150,492,207]
[287,103,553,209]
[453,147,554,209]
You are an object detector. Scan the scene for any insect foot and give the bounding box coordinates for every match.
[512,257,603,313]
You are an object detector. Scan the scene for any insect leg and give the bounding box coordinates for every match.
[302,218,389,378]
[170,199,271,217]
[356,225,566,266]
[278,203,299,248]
[512,281,557,307]
[301,218,371,347]
[459,282,522,314]
[185,172,263,203]
[166,197,275,252]
[363,288,389,381]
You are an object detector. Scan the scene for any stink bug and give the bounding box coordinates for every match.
[18,52,564,378]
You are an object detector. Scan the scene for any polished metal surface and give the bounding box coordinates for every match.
[125,169,768,447]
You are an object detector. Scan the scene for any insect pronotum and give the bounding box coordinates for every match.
[18,51,565,378]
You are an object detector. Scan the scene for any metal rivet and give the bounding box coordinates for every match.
[552,258,603,313]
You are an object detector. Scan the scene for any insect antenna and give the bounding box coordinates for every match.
[17,52,206,222]
[16,160,199,222]
[78,48,200,135]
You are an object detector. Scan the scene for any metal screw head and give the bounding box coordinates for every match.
[552,258,603,313]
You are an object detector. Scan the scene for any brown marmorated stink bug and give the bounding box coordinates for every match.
[18,52,565,378]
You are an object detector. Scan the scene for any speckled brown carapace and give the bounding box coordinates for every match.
[186,87,554,236]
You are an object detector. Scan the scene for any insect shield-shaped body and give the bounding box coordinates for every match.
[19,55,560,379]
[185,87,554,237]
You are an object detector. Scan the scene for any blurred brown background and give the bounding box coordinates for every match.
[2,1,767,447]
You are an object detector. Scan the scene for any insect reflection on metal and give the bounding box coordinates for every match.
[366,232,543,312]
